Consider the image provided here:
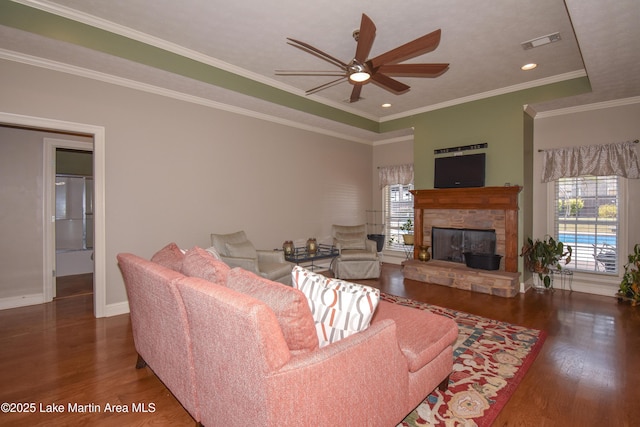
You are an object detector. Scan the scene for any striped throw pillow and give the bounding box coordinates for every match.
[291,266,380,347]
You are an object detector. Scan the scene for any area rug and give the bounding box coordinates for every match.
[381,293,547,427]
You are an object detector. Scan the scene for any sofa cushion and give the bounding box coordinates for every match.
[226,240,257,259]
[335,231,367,250]
[182,246,231,284]
[372,300,459,373]
[226,267,319,354]
[291,266,380,347]
[150,242,185,271]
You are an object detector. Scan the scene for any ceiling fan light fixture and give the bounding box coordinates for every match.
[349,71,370,82]
[348,60,370,82]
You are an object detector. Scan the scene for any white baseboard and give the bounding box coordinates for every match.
[521,277,618,298]
[0,293,46,310]
[105,300,130,317]
[0,293,131,316]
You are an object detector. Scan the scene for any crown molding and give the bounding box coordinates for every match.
[12,0,380,123]
[533,96,640,119]
[0,49,383,144]
[380,70,588,122]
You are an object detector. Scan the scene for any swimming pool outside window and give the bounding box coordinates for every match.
[554,175,619,274]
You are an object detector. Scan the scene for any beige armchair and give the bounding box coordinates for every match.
[331,224,381,279]
[210,231,293,285]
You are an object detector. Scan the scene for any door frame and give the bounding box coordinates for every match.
[1,112,106,318]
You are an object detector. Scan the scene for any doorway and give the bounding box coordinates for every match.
[49,143,94,301]
[0,112,106,317]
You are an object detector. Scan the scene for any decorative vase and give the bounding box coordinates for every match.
[282,240,294,257]
[532,269,554,292]
[402,234,414,245]
[418,245,431,262]
[306,238,317,256]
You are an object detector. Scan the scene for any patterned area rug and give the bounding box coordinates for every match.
[381,293,547,427]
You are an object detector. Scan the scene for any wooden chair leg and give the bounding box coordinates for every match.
[438,374,451,391]
[135,354,147,369]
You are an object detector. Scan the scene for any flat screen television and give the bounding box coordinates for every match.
[434,153,486,188]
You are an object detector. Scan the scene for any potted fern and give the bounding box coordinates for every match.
[520,235,572,290]
[617,244,640,306]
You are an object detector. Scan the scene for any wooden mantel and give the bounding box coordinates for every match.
[410,186,522,272]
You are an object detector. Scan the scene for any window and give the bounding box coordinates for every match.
[384,183,414,250]
[554,175,619,274]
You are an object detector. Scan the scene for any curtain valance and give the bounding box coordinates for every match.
[378,163,414,189]
[541,141,640,182]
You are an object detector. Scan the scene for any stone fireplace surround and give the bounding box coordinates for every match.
[402,186,522,298]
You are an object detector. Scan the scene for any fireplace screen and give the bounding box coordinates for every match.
[431,227,496,263]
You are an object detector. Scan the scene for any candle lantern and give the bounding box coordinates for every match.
[282,240,295,257]
[306,238,318,256]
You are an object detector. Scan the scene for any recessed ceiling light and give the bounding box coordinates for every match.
[521,63,537,71]
[382,103,392,108]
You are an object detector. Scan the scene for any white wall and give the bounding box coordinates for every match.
[0,59,374,312]
[533,102,640,296]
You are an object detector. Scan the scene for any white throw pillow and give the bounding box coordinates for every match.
[291,265,380,347]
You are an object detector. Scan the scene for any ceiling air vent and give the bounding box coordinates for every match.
[521,32,561,50]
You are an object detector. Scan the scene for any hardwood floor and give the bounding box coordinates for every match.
[1,265,638,426]
[55,273,94,299]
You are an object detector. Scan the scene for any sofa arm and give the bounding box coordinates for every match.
[365,239,378,254]
[220,255,259,274]
[266,319,410,425]
[256,250,287,264]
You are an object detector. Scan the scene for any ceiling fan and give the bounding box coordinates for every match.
[276,13,449,103]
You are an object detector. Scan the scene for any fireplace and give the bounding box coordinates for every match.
[409,186,521,272]
[402,186,522,298]
[431,227,496,263]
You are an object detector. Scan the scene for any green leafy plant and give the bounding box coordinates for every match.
[558,198,584,216]
[618,244,640,306]
[598,204,617,218]
[399,218,413,233]
[520,235,573,289]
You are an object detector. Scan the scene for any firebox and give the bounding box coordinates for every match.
[431,227,496,263]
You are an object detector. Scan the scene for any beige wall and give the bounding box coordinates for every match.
[2,57,638,308]
[533,102,640,295]
[0,126,44,299]
[0,59,373,310]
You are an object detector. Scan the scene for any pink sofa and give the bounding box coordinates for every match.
[118,244,458,427]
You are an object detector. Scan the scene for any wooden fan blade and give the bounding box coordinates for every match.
[368,29,442,68]
[350,84,363,103]
[306,77,348,95]
[354,14,376,63]
[377,63,449,77]
[371,73,410,94]
[287,38,348,69]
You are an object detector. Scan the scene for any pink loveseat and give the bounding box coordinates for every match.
[117,244,458,427]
